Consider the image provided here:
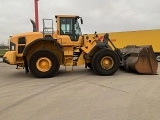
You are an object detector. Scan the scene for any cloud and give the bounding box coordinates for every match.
[0,0,160,44]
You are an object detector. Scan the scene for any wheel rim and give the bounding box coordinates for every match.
[100,56,114,70]
[36,57,52,72]
[156,55,160,62]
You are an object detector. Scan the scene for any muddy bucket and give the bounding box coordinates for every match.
[119,45,158,74]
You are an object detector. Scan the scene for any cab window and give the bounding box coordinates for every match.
[60,18,81,41]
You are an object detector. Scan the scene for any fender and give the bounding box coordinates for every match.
[23,36,63,56]
[84,40,111,59]
[23,36,63,73]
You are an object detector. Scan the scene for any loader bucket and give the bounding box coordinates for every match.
[119,45,158,74]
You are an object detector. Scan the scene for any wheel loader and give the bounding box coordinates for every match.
[3,15,158,78]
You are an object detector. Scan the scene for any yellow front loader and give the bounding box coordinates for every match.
[3,15,158,78]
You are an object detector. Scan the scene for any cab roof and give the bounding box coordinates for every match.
[55,15,80,18]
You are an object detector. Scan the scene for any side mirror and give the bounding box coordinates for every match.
[80,18,83,24]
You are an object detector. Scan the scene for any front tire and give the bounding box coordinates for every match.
[29,50,60,78]
[92,49,120,76]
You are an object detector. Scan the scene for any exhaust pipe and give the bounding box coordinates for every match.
[30,19,37,32]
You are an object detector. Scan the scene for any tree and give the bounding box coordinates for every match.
[0,42,8,49]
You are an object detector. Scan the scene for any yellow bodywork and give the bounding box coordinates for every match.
[3,51,16,64]
[3,15,98,68]
[4,32,44,66]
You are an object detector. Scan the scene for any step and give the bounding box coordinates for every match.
[65,66,73,71]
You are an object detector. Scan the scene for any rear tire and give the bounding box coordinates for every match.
[92,49,120,76]
[29,50,60,78]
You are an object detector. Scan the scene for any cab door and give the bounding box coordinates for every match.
[57,17,82,46]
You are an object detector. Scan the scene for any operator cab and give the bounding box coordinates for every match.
[56,15,83,41]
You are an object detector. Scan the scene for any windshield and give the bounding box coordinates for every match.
[75,20,82,36]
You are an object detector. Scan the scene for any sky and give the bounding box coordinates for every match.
[0,0,160,44]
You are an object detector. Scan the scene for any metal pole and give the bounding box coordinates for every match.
[34,0,39,31]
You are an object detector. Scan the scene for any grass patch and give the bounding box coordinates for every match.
[0,49,8,57]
